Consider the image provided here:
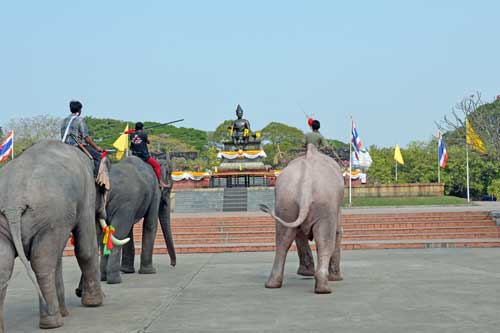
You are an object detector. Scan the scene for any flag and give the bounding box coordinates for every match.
[394,144,404,165]
[438,131,448,169]
[351,120,362,159]
[466,119,486,153]
[113,125,129,160]
[0,130,14,162]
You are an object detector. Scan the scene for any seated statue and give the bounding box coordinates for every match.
[230,104,251,148]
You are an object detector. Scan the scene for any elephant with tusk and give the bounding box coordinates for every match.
[99,156,176,284]
[260,144,344,294]
[0,141,127,331]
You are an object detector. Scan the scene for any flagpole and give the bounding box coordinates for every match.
[466,121,470,203]
[349,117,352,207]
[395,160,398,182]
[437,131,440,184]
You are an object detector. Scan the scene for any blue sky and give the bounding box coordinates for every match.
[1,1,498,147]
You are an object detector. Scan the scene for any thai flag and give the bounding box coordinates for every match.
[438,131,448,169]
[0,130,14,162]
[351,120,362,159]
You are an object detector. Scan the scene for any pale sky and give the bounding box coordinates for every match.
[1,0,499,147]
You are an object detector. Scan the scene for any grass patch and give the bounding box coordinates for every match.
[342,196,468,207]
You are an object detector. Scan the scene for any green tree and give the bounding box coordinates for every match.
[261,122,304,166]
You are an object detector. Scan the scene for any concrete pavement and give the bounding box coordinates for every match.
[4,248,500,332]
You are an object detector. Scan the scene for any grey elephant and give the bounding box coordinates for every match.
[100,156,176,284]
[0,141,126,331]
[260,144,344,294]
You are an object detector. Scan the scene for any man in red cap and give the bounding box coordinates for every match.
[303,119,327,149]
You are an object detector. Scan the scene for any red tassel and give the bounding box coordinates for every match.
[69,234,75,246]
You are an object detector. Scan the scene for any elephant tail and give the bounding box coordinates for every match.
[260,154,313,228]
[3,207,47,306]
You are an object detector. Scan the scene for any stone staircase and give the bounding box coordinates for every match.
[63,210,500,256]
[222,188,248,212]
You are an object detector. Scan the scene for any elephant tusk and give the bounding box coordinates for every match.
[98,218,108,229]
[111,235,130,246]
[98,219,130,246]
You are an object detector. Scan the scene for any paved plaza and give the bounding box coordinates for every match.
[4,247,500,332]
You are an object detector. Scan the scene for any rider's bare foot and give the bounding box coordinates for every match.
[159,180,168,189]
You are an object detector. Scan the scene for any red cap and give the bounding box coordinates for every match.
[308,118,314,127]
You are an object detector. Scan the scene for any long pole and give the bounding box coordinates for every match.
[466,132,470,203]
[395,160,398,182]
[349,117,352,207]
[126,123,129,157]
[437,131,441,184]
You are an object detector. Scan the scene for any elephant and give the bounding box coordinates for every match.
[260,144,344,294]
[100,155,176,284]
[0,141,126,331]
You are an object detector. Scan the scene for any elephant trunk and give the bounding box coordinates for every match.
[159,195,176,266]
[98,219,130,246]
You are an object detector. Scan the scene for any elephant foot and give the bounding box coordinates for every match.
[39,312,63,329]
[328,272,343,281]
[120,265,135,274]
[106,273,122,285]
[314,275,332,294]
[59,305,69,317]
[297,265,315,277]
[139,266,157,274]
[82,290,104,307]
[75,288,82,298]
[265,276,283,289]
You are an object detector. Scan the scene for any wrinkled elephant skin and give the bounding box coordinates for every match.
[0,141,105,331]
[261,144,344,294]
[100,156,176,284]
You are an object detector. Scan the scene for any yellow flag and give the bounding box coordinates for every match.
[466,119,486,153]
[394,144,404,165]
[113,124,129,160]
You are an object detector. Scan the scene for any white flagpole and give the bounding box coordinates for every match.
[349,117,352,207]
[437,131,441,184]
[466,123,470,203]
[395,160,398,182]
[11,129,14,160]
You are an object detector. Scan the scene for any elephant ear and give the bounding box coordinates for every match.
[95,157,112,219]
[96,157,112,191]
[160,158,173,190]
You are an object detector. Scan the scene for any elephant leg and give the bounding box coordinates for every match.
[296,231,314,277]
[30,234,64,329]
[313,222,335,294]
[329,221,343,281]
[106,212,135,284]
[105,242,123,284]
[73,214,103,307]
[0,238,15,333]
[55,257,69,317]
[139,205,159,274]
[265,223,297,289]
[121,229,135,274]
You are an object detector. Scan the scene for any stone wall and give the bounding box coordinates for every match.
[171,188,224,213]
[348,183,444,198]
[171,183,445,212]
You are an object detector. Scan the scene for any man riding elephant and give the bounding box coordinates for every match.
[61,100,104,175]
[0,141,127,331]
[99,155,176,284]
[127,122,168,188]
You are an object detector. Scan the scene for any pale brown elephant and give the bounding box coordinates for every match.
[260,144,344,294]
